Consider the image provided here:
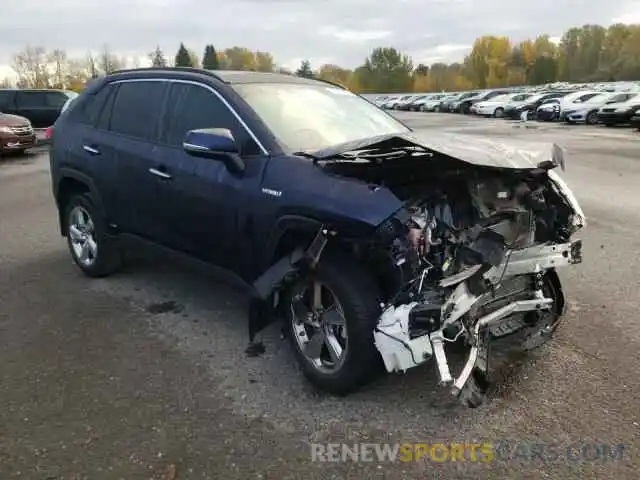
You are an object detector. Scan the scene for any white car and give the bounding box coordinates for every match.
[472,93,529,117]
[562,92,628,124]
[557,91,602,120]
[414,94,448,112]
[383,95,412,109]
[394,95,421,110]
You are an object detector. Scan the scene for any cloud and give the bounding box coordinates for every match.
[0,0,638,75]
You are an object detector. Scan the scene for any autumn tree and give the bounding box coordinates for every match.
[466,36,512,88]
[175,43,193,67]
[224,47,257,70]
[202,45,219,70]
[255,52,275,72]
[358,47,413,92]
[317,64,351,86]
[149,45,167,67]
[295,60,314,78]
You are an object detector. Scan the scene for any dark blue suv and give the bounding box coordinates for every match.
[50,68,585,406]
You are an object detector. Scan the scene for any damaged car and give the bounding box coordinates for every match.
[50,69,585,408]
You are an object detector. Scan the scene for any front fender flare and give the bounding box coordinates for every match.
[262,214,324,272]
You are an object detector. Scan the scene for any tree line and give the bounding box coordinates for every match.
[3,22,639,93]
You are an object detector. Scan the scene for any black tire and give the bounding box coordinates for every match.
[494,107,504,118]
[461,103,470,114]
[285,250,383,395]
[64,193,123,277]
[586,111,598,125]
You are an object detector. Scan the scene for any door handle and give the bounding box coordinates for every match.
[149,167,172,179]
[83,145,100,155]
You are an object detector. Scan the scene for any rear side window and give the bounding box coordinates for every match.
[162,83,260,155]
[0,91,14,109]
[109,81,167,140]
[16,91,46,107]
[44,92,69,108]
[71,84,115,125]
[96,85,117,130]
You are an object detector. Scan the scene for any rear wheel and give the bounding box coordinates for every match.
[64,194,123,277]
[285,251,383,395]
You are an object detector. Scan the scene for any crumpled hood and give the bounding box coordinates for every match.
[309,131,565,171]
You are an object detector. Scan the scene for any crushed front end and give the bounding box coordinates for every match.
[368,164,585,407]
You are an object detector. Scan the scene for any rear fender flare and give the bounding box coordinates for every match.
[56,168,107,234]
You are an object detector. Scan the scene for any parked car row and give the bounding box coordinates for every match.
[0,88,77,155]
[372,85,640,130]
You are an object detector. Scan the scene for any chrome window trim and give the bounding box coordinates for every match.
[110,77,269,155]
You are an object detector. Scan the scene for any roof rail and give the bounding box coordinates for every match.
[108,66,224,82]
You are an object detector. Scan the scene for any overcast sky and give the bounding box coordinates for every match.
[1,0,639,77]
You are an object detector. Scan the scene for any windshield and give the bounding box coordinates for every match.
[234,83,410,152]
[584,93,610,103]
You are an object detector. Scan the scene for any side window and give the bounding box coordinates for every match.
[45,92,69,108]
[16,91,46,107]
[163,83,260,155]
[109,81,166,140]
[72,84,114,125]
[0,91,14,109]
[96,85,118,130]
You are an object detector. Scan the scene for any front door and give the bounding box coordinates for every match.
[153,81,267,273]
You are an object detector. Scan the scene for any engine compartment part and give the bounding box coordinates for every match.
[369,166,584,408]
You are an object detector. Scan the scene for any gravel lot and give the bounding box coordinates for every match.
[1,114,639,479]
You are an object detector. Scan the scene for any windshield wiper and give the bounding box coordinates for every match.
[293,151,318,161]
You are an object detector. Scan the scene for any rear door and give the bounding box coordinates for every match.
[106,80,170,243]
[14,91,49,127]
[53,83,123,224]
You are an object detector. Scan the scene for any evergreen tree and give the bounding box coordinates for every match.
[175,43,194,67]
[202,45,220,70]
[148,45,167,67]
[295,60,314,78]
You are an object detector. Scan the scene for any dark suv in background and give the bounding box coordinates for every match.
[0,88,77,128]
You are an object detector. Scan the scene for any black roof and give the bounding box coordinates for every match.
[109,67,345,88]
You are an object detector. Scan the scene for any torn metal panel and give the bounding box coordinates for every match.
[307,132,565,171]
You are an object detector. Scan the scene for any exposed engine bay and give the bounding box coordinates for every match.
[314,134,585,407]
[248,132,585,408]
[366,169,584,407]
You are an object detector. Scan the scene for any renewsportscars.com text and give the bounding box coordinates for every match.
[310,442,626,464]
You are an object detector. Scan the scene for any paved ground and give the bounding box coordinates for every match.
[1,114,639,479]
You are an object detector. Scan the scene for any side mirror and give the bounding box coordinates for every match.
[183,128,245,174]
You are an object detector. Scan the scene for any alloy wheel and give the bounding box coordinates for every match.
[68,206,98,267]
[290,280,348,373]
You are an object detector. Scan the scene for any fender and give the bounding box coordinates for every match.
[261,214,324,272]
[55,167,107,233]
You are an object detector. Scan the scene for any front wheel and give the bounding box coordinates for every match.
[586,111,599,125]
[285,251,383,395]
[494,107,504,118]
